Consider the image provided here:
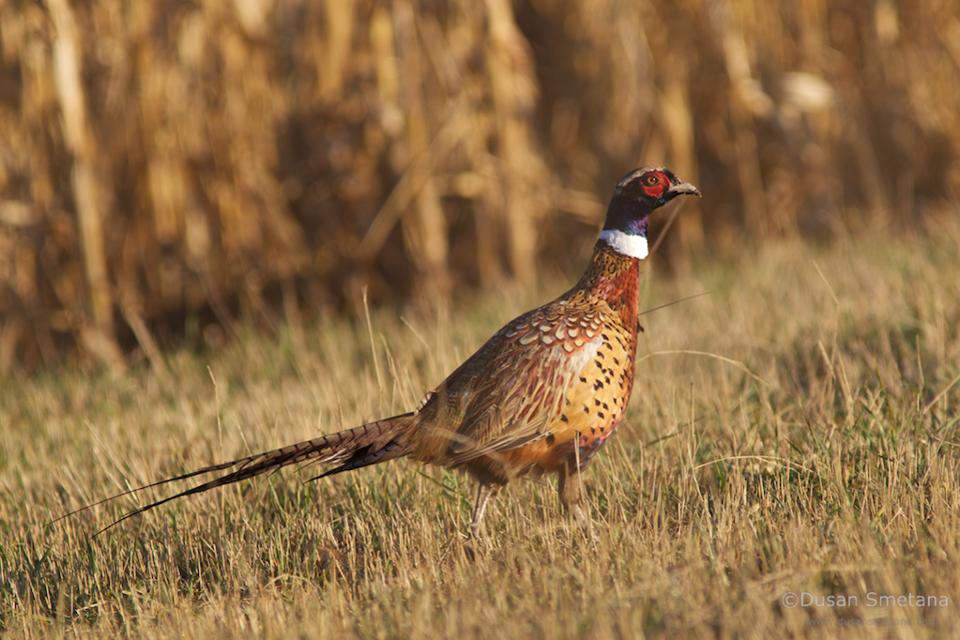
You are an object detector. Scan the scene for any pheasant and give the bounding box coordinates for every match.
[64,167,700,537]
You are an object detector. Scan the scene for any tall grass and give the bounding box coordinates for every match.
[1,0,958,368]
[1,220,959,637]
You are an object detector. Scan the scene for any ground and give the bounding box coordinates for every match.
[2,221,960,638]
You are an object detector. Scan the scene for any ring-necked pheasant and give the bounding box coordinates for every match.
[63,167,700,536]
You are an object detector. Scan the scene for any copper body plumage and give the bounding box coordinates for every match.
[64,167,700,537]
[409,243,643,525]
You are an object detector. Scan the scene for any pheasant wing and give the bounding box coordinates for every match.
[421,301,605,463]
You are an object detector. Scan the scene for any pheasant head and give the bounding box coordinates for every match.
[600,167,700,259]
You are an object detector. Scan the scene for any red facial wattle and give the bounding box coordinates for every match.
[640,171,669,199]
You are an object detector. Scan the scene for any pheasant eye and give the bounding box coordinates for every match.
[643,174,659,186]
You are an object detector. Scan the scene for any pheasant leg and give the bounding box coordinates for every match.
[470,482,500,537]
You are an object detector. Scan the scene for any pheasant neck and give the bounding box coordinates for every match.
[573,242,641,331]
[598,229,648,259]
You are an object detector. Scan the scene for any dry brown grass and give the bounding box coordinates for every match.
[2,0,959,368]
[2,219,960,638]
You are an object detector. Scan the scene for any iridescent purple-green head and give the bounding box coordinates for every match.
[600,167,700,259]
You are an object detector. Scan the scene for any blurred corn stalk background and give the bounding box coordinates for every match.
[0,0,957,371]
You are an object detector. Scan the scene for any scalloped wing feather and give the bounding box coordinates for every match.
[412,300,605,464]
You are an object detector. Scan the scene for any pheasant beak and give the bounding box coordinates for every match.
[667,181,701,198]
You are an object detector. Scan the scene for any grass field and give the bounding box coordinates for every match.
[3,221,960,638]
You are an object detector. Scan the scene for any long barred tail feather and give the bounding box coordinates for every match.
[49,452,269,526]
[306,435,414,482]
[53,412,416,536]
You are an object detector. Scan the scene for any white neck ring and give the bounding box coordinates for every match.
[599,229,648,259]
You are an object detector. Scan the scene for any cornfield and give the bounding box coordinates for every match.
[1,0,958,370]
